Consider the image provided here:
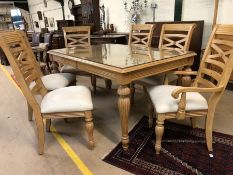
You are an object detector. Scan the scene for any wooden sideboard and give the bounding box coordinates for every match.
[51,31,128,49]
[146,21,204,71]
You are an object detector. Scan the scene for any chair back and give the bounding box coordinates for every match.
[0,31,47,112]
[31,32,41,46]
[159,23,195,51]
[128,24,155,47]
[62,26,91,49]
[194,25,233,103]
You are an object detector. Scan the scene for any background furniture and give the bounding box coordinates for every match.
[56,20,74,31]
[51,31,128,49]
[72,0,100,32]
[147,24,233,156]
[146,21,204,71]
[31,32,41,46]
[0,3,13,30]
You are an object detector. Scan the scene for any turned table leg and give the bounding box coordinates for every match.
[117,85,131,150]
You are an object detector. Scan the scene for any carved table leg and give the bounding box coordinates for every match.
[117,85,131,150]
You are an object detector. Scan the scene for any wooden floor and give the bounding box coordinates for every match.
[0,65,233,175]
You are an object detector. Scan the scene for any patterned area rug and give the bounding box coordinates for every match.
[103,116,233,175]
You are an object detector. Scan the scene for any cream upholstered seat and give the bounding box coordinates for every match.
[19,30,76,91]
[136,74,164,87]
[30,73,75,91]
[147,25,233,157]
[148,85,208,113]
[41,86,93,113]
[61,65,76,73]
[0,31,95,155]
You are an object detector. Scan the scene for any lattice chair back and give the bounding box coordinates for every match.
[159,23,195,52]
[194,25,233,100]
[63,26,91,49]
[0,31,47,112]
[128,24,155,47]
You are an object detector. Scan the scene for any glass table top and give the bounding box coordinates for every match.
[50,44,191,69]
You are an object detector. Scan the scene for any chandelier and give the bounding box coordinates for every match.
[123,0,148,24]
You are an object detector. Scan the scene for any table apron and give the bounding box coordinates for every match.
[50,54,194,85]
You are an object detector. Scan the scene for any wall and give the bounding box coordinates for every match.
[28,0,233,48]
[28,0,77,32]
[99,0,175,32]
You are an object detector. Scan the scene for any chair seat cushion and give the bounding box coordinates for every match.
[61,65,76,72]
[41,86,93,114]
[61,65,90,76]
[30,73,76,91]
[148,85,208,113]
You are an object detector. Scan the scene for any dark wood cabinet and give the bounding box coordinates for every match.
[56,20,74,31]
[146,20,204,71]
[72,0,100,32]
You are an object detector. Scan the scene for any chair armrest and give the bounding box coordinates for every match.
[170,86,223,120]
[171,86,224,99]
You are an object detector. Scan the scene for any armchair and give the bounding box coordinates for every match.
[147,25,233,157]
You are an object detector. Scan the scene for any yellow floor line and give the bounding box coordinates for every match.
[0,64,92,175]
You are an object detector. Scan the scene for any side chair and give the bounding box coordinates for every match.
[147,24,233,157]
[128,24,155,47]
[61,26,99,92]
[131,23,196,105]
[0,31,95,154]
[18,30,76,91]
[128,23,155,104]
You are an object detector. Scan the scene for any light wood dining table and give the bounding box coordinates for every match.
[48,44,196,150]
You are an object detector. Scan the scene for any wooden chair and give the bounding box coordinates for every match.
[128,24,155,47]
[0,31,94,154]
[61,26,98,92]
[17,30,76,91]
[131,24,196,105]
[147,24,233,157]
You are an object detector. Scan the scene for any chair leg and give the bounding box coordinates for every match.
[148,100,154,128]
[91,75,97,94]
[205,112,214,156]
[130,83,135,107]
[34,112,45,155]
[105,79,112,91]
[163,74,169,85]
[84,111,94,149]
[190,118,198,128]
[155,114,165,155]
[46,119,51,132]
[27,102,33,121]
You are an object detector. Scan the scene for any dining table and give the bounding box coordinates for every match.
[48,44,196,150]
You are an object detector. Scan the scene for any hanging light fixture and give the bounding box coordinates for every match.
[123,0,148,24]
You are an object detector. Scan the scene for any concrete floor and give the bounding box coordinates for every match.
[0,65,233,175]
